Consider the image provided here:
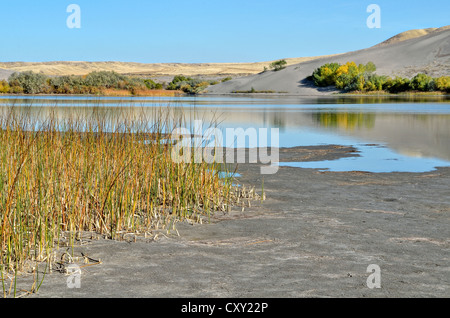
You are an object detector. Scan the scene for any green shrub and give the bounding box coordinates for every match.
[167,75,193,90]
[143,79,163,90]
[83,71,127,88]
[312,61,449,93]
[8,71,50,94]
[313,61,382,91]
[363,61,377,73]
[364,74,387,91]
[312,63,341,87]
[434,76,450,93]
[382,77,409,93]
[49,75,86,94]
[269,59,287,71]
[167,75,210,94]
[410,73,434,92]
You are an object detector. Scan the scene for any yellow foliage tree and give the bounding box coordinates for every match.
[336,62,358,77]
[435,76,450,92]
[0,80,10,93]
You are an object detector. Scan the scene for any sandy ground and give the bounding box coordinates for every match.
[10,145,449,298]
[0,69,14,81]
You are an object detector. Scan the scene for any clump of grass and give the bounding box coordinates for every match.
[232,88,276,94]
[0,104,247,279]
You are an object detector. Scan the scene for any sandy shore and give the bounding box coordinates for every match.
[7,145,447,298]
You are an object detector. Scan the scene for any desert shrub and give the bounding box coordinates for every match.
[83,71,127,88]
[167,75,193,90]
[383,76,410,93]
[221,77,232,82]
[180,81,210,94]
[410,73,434,92]
[168,76,185,90]
[167,75,209,94]
[313,61,378,91]
[8,71,50,94]
[10,85,24,94]
[270,59,287,71]
[336,62,359,77]
[312,61,448,93]
[312,63,341,87]
[0,80,10,93]
[143,79,163,90]
[364,74,387,91]
[345,74,366,92]
[434,76,450,93]
[127,78,147,90]
[364,61,377,73]
[49,75,86,94]
[87,86,101,95]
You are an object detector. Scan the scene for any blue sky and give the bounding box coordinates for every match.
[0,0,448,63]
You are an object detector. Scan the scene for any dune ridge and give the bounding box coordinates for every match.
[206,26,450,95]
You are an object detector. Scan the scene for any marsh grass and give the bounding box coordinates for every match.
[0,104,252,288]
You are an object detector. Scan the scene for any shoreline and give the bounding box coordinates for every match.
[1,92,449,99]
[9,144,449,298]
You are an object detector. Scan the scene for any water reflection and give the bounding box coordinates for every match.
[1,94,450,106]
[0,95,449,172]
[314,95,450,104]
[312,112,376,130]
[278,144,450,173]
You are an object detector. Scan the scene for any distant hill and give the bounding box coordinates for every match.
[0,55,339,80]
[206,26,450,95]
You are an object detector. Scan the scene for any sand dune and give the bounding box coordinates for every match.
[376,25,450,47]
[206,26,450,95]
[0,69,14,81]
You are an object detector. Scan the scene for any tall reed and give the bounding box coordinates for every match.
[0,104,238,274]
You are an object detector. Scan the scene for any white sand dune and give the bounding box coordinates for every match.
[206,27,450,95]
[0,69,14,81]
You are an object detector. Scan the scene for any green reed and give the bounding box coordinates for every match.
[0,104,238,275]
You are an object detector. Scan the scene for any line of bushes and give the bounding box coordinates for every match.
[0,71,165,95]
[166,75,225,94]
[311,61,450,94]
[0,71,232,96]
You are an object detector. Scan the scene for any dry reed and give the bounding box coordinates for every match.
[0,104,247,279]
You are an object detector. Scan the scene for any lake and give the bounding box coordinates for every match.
[1,94,450,173]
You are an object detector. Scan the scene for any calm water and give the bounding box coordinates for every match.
[1,94,450,173]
